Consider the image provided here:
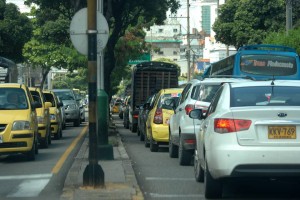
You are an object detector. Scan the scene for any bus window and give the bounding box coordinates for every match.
[205,44,300,80]
[0,56,18,83]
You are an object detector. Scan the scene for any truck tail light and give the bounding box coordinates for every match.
[214,118,251,133]
[185,104,194,115]
[153,108,163,124]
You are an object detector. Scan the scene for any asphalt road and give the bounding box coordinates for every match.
[0,122,87,200]
[114,114,300,200]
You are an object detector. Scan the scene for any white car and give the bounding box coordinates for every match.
[190,80,300,199]
[169,77,251,165]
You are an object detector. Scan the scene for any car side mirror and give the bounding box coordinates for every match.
[189,109,205,120]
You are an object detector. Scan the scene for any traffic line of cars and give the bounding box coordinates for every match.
[0,84,84,161]
[122,77,300,199]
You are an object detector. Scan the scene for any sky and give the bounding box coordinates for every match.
[6,0,31,13]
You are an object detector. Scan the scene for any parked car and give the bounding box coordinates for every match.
[189,80,300,199]
[52,89,81,127]
[29,87,52,148]
[145,88,183,152]
[0,83,39,161]
[43,90,63,139]
[137,93,157,141]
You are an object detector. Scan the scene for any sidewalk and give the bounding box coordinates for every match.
[60,119,144,200]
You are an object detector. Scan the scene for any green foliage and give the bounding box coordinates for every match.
[52,68,88,91]
[213,0,287,48]
[0,1,33,62]
[263,28,300,54]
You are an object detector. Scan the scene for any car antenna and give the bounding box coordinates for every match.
[271,75,275,86]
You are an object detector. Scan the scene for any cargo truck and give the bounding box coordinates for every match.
[128,61,179,132]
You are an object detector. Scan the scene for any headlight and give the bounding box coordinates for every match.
[67,104,77,110]
[50,114,56,120]
[12,121,30,130]
[37,116,45,124]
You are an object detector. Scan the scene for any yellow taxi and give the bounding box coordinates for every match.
[29,87,52,148]
[43,90,63,140]
[0,83,39,161]
[145,88,183,152]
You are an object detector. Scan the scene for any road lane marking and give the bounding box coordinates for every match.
[51,126,88,174]
[0,174,52,180]
[7,179,50,197]
[149,193,204,198]
[145,177,195,181]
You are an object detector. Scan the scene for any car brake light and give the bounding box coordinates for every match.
[133,114,139,119]
[214,118,251,133]
[153,108,163,124]
[185,104,194,115]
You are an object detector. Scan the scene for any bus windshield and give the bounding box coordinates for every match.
[240,54,296,76]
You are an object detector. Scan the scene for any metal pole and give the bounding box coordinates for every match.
[83,0,104,187]
[187,0,191,81]
[96,0,113,160]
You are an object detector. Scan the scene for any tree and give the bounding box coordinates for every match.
[0,1,32,62]
[213,0,286,49]
[23,0,180,96]
[263,28,300,53]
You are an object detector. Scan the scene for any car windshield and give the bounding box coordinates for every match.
[0,88,28,110]
[231,86,300,107]
[55,91,75,100]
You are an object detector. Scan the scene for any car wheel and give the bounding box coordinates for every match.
[54,130,60,140]
[137,127,140,136]
[131,124,137,133]
[41,135,49,149]
[125,119,129,129]
[204,161,222,199]
[179,137,192,166]
[150,136,159,152]
[144,134,150,148]
[26,142,36,161]
[48,130,52,145]
[62,121,66,130]
[194,149,204,182]
[140,129,145,141]
[59,127,63,139]
[169,133,178,158]
[74,117,80,127]
[35,138,39,155]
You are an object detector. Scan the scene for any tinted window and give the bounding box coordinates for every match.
[231,86,300,107]
[198,84,221,102]
[240,55,296,76]
[207,87,223,115]
[157,93,181,108]
[179,84,192,104]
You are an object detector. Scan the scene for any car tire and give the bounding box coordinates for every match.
[74,117,80,127]
[137,127,140,136]
[144,134,150,148]
[131,124,137,133]
[59,127,63,139]
[35,139,39,155]
[194,149,204,182]
[204,161,222,199]
[179,137,192,166]
[140,129,145,141]
[26,142,36,161]
[62,121,66,130]
[48,130,52,145]
[169,133,178,158]
[150,137,159,152]
[41,135,49,149]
